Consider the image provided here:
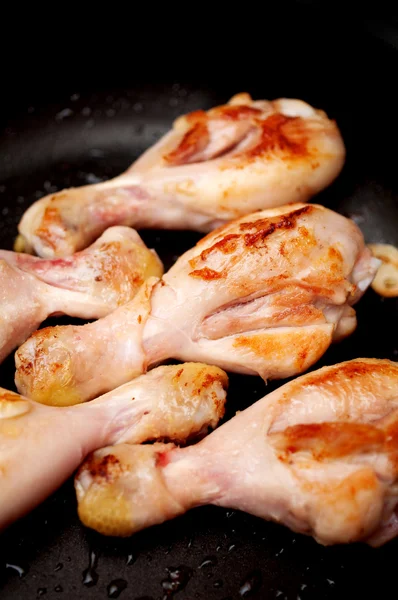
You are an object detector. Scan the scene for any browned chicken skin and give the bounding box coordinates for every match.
[15,204,379,405]
[0,227,162,363]
[75,359,398,547]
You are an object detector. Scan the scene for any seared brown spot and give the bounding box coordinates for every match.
[164,121,210,165]
[16,358,33,377]
[234,328,331,376]
[35,203,68,250]
[236,331,276,361]
[298,226,310,238]
[173,368,184,382]
[15,335,51,378]
[191,206,313,270]
[137,315,142,324]
[200,234,240,261]
[84,453,123,482]
[273,422,385,461]
[240,206,312,249]
[189,267,225,280]
[328,246,343,261]
[201,372,226,390]
[299,360,398,390]
[241,114,310,161]
[325,246,344,275]
[185,109,207,124]
[297,347,309,368]
[299,467,380,535]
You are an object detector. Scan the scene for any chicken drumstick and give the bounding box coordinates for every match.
[18,93,345,257]
[76,359,398,547]
[0,362,227,528]
[15,204,378,406]
[0,226,162,363]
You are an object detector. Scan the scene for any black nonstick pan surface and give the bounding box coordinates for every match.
[0,8,397,599]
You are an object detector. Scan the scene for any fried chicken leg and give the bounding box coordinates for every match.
[0,226,162,363]
[0,363,227,528]
[18,94,345,257]
[75,359,398,547]
[15,204,378,405]
[16,204,379,402]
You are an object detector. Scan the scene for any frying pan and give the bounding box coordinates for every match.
[1,6,397,599]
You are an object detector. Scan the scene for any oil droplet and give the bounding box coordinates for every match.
[213,579,223,588]
[5,563,26,577]
[54,563,63,572]
[216,545,221,552]
[37,588,47,596]
[82,550,99,587]
[300,584,307,590]
[161,565,192,597]
[199,556,217,569]
[187,538,193,549]
[126,553,136,565]
[327,579,335,586]
[55,585,63,593]
[225,511,235,518]
[275,592,283,598]
[228,544,237,552]
[56,108,73,121]
[107,578,127,598]
[239,570,262,597]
